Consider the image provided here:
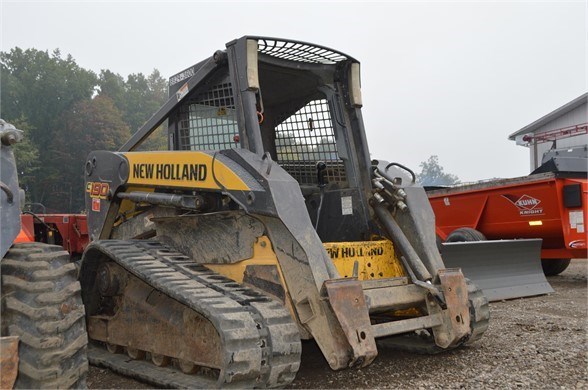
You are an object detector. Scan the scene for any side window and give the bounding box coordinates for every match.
[177,83,240,151]
[275,99,346,185]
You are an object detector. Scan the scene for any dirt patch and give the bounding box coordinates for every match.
[88,260,587,389]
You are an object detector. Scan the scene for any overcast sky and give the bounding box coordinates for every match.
[1,1,586,182]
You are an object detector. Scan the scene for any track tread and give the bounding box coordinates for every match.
[32,262,77,280]
[37,307,86,334]
[2,275,54,292]
[464,278,490,345]
[1,259,50,270]
[86,239,301,388]
[4,296,61,319]
[8,324,64,349]
[35,282,81,304]
[1,243,88,389]
[39,333,89,365]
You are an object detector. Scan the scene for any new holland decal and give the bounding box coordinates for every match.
[133,163,207,182]
[124,151,249,191]
[502,194,544,216]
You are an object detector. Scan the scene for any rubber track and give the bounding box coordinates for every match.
[464,278,490,345]
[87,240,301,388]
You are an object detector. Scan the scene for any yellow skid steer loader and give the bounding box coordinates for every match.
[79,36,492,388]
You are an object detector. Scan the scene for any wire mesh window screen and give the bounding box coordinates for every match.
[177,83,239,151]
[257,39,347,65]
[275,99,346,185]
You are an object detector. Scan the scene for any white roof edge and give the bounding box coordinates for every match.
[508,92,588,140]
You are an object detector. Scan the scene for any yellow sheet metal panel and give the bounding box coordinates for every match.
[206,236,307,337]
[206,236,279,282]
[124,151,249,191]
[324,240,405,280]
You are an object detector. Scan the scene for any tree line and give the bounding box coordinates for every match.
[416,155,460,187]
[0,47,460,213]
[1,48,168,212]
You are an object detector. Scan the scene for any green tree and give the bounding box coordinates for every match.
[98,69,168,151]
[417,155,460,186]
[9,116,40,201]
[1,48,97,207]
[48,95,130,212]
[2,47,169,211]
[140,70,169,151]
[98,69,126,108]
[0,48,97,145]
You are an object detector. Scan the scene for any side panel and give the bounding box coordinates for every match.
[556,178,587,253]
[125,152,250,191]
[29,214,89,255]
[430,176,588,258]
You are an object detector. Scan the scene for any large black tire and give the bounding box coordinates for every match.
[1,243,88,389]
[445,227,487,242]
[541,258,571,276]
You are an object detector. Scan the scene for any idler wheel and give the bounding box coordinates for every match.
[178,359,198,374]
[151,353,171,367]
[106,343,122,354]
[127,347,146,360]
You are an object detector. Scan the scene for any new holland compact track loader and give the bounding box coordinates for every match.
[80,36,490,388]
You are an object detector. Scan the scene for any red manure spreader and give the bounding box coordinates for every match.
[16,213,89,259]
[428,146,587,300]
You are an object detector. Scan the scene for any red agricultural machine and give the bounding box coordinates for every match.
[16,213,89,258]
[428,145,587,300]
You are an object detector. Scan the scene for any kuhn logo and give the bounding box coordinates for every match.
[502,194,544,216]
[514,196,541,209]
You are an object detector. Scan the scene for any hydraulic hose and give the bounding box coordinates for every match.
[314,186,325,230]
[373,203,432,281]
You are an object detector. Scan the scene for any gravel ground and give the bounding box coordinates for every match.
[88,259,587,389]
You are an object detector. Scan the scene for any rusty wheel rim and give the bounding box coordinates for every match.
[151,353,171,367]
[127,347,146,360]
[178,359,198,374]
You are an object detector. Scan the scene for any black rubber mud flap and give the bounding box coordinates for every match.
[440,239,553,301]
